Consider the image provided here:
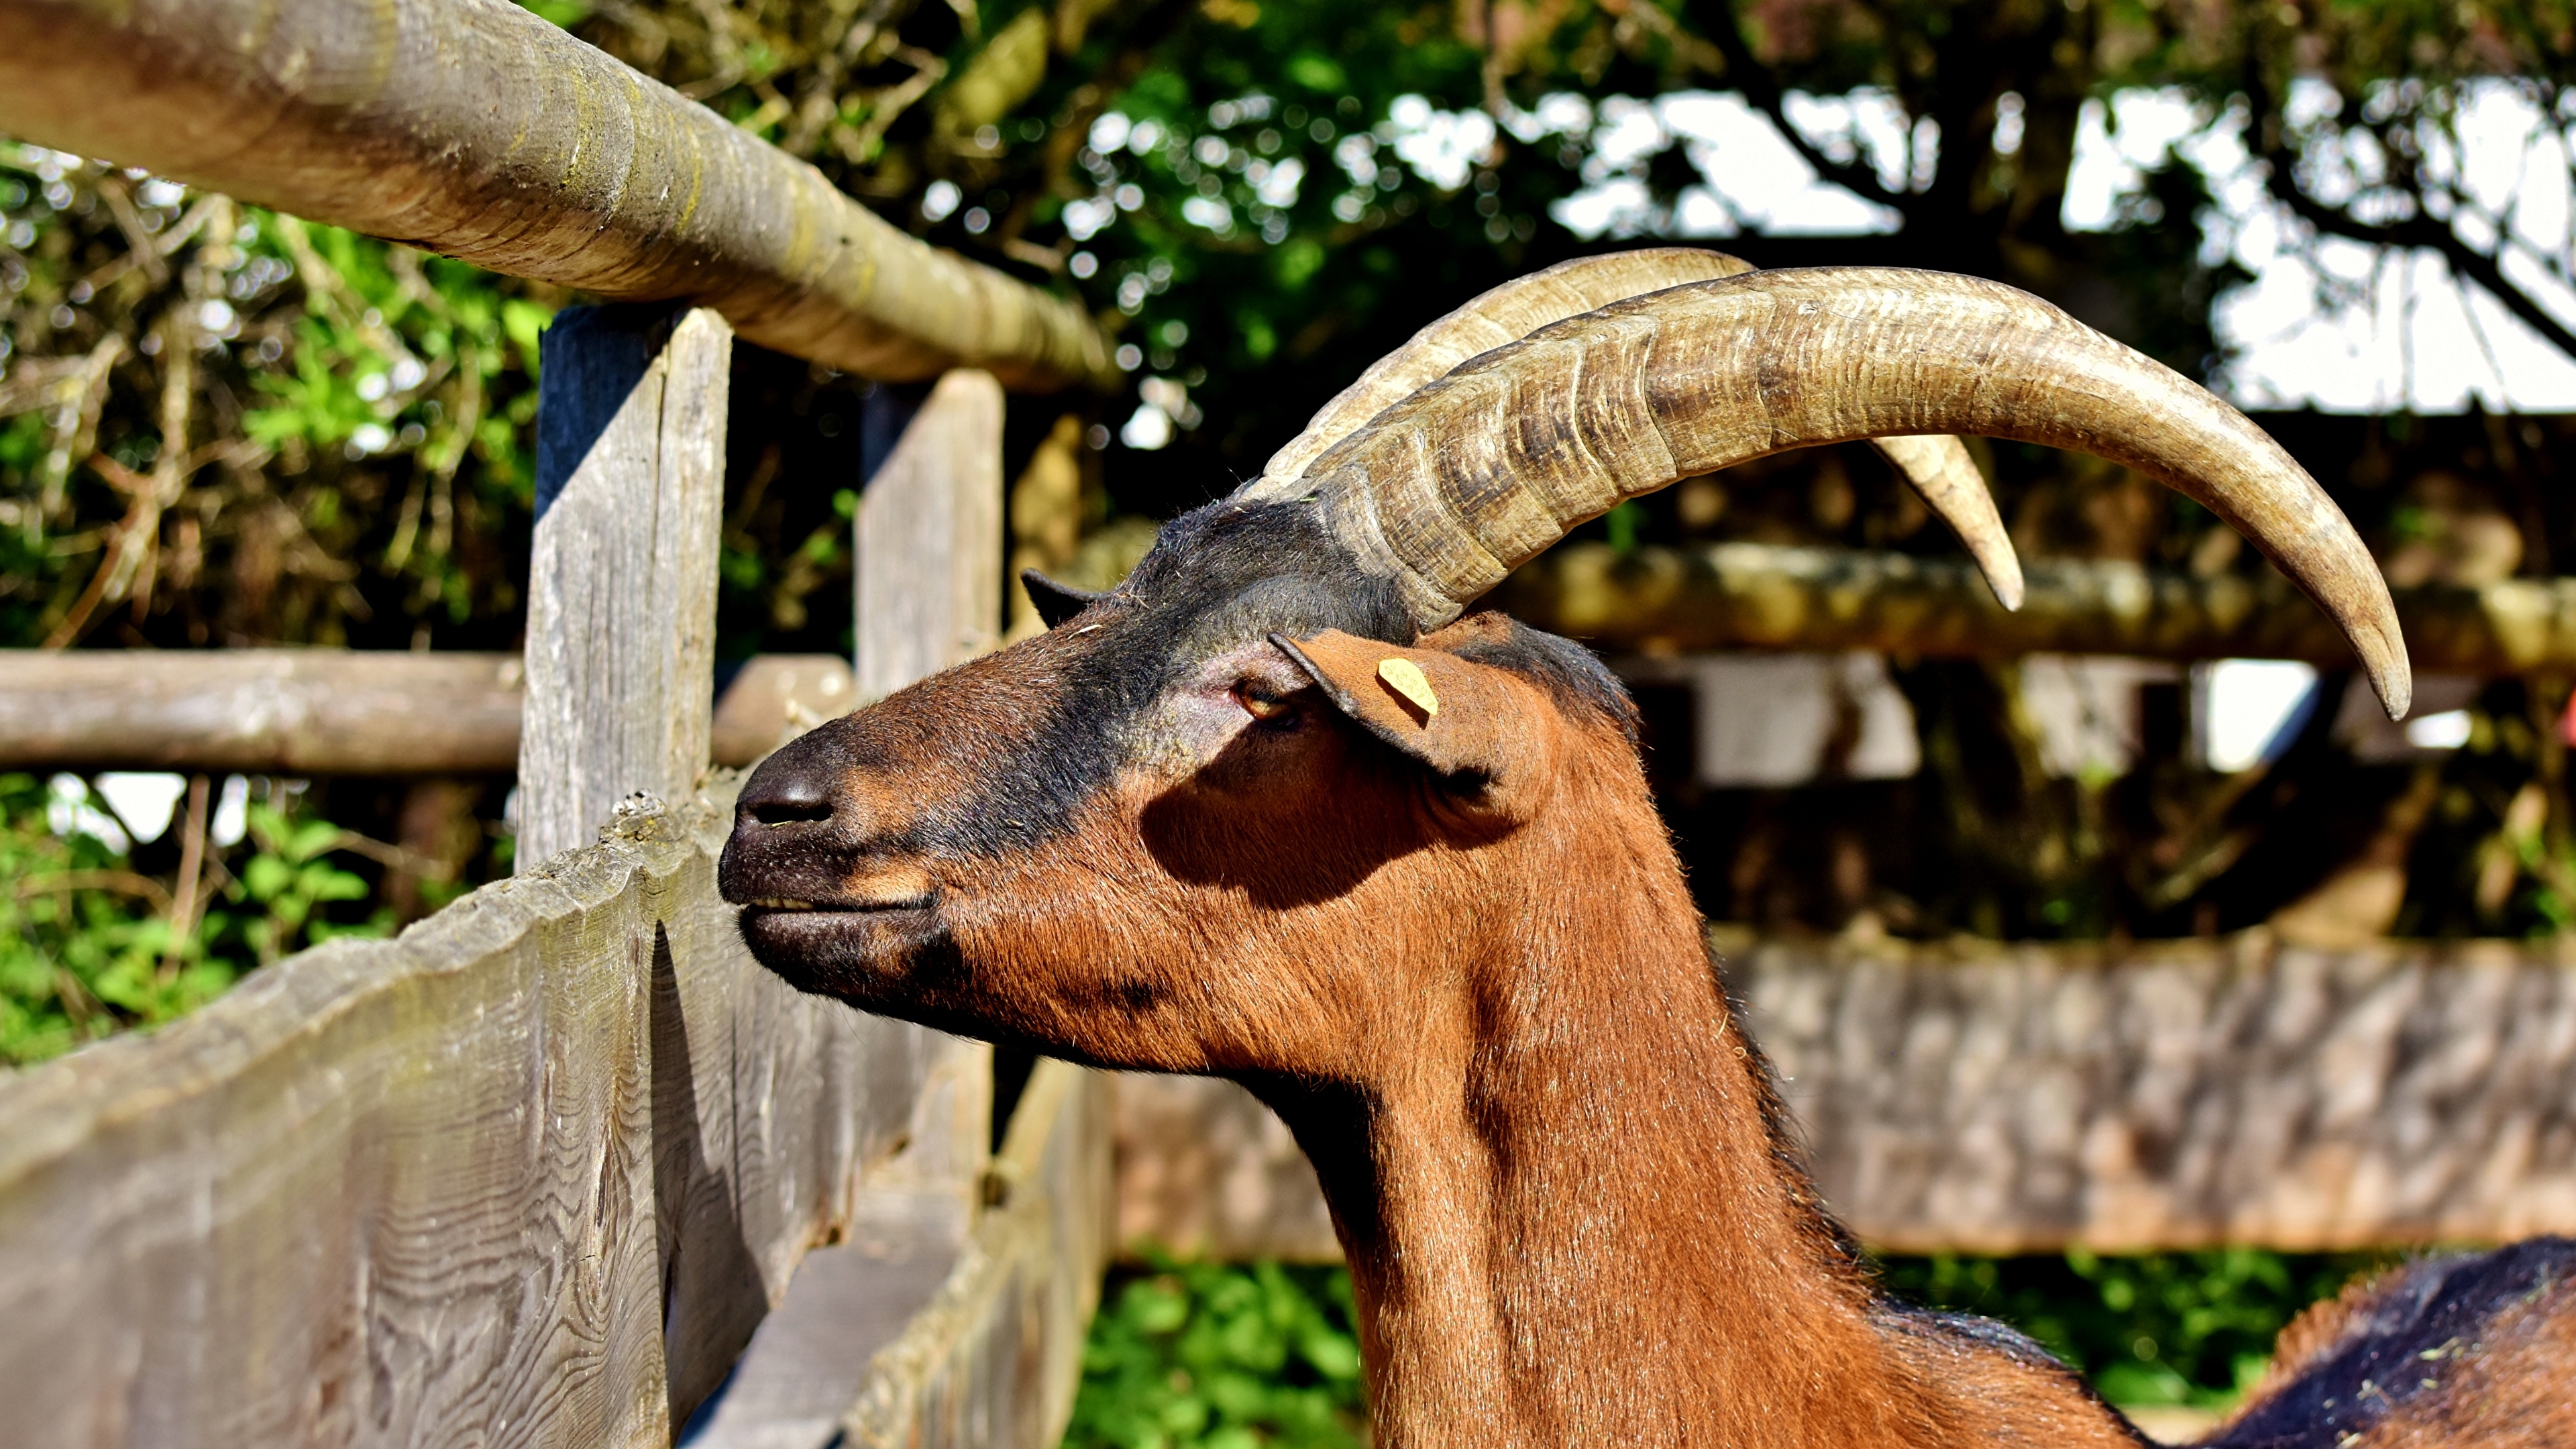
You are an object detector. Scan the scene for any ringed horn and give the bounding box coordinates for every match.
[1243,250,2027,609]
[1265,266,2412,720]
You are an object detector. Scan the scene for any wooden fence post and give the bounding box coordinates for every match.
[679,369,1020,1449]
[854,371,1006,702]
[517,305,731,869]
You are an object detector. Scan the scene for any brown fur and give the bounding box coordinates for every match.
[723,606,2570,1448]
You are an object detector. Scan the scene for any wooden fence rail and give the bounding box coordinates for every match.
[0,650,855,773]
[0,778,953,1446]
[0,0,1112,389]
[0,298,1106,1441]
[28,537,2576,781]
[1497,541,2576,674]
[1113,929,2576,1261]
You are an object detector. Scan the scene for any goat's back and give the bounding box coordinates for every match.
[2207,1236,2576,1448]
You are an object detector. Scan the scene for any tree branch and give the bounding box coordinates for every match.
[1676,0,1913,216]
[2255,146,2576,366]
[2240,70,2576,369]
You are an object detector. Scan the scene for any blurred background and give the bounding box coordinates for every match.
[6,0,2575,1441]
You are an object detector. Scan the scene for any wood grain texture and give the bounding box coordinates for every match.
[679,1029,993,1449]
[0,776,946,1448]
[1110,932,2576,1259]
[855,371,1005,704]
[1734,930,2576,1253]
[710,656,859,768]
[0,650,850,773]
[841,1059,1115,1449]
[519,307,730,869]
[0,0,1110,390]
[1497,540,2576,676]
[0,648,526,773]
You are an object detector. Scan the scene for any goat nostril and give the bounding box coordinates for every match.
[743,776,835,828]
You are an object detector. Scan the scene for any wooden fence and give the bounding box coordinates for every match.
[1497,540,2576,674]
[1113,930,2576,1261]
[0,0,1121,1442]
[0,0,1110,389]
[0,316,1116,1445]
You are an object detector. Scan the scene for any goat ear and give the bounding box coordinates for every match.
[1022,568,1103,629]
[1269,629,1549,812]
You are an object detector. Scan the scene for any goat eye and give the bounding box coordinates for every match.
[1234,686,1293,722]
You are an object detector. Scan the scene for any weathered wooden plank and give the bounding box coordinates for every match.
[710,656,860,769]
[681,1042,1021,1449]
[1110,932,2576,1258]
[854,372,1006,703]
[0,649,526,773]
[519,306,731,869]
[0,650,851,773]
[1735,930,2576,1252]
[657,368,1017,1447]
[0,0,1112,389]
[0,775,947,1447]
[839,1059,1115,1449]
[1497,539,2576,675]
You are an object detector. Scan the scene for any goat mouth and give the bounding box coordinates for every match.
[741,894,934,914]
[736,894,941,973]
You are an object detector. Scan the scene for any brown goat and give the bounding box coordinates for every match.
[722,252,2573,1446]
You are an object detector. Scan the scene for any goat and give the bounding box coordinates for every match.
[722,250,2574,1447]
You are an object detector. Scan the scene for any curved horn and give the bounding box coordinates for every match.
[1241,250,2025,608]
[1248,250,1754,488]
[1299,267,2410,718]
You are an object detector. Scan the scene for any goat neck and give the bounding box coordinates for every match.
[1253,667,2129,1448]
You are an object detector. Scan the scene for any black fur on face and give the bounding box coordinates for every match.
[720,496,1415,893]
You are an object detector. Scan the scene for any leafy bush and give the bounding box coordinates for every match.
[0,141,549,653]
[1878,1248,2392,1409]
[0,772,392,1066]
[1067,1257,1366,1449]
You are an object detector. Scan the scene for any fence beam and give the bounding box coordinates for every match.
[0,649,527,774]
[0,0,1112,390]
[0,651,853,773]
[1111,930,2576,1259]
[0,782,952,1448]
[518,305,729,870]
[841,1059,1114,1448]
[1499,541,2576,675]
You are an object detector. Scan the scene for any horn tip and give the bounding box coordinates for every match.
[2361,633,2412,720]
[2375,667,2412,722]
[1971,552,2025,612]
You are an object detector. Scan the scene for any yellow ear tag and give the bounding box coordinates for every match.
[1377,657,1439,718]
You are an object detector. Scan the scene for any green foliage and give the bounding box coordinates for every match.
[1877,1248,2390,1409]
[1066,1258,1366,1449]
[0,143,547,651]
[235,217,547,494]
[224,803,385,965]
[0,773,392,1067]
